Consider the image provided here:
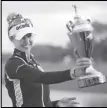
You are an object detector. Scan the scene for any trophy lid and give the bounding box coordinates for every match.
[72,5,93,33]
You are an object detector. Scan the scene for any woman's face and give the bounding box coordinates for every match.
[13,33,34,52]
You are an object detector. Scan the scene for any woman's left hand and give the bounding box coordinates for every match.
[70,58,93,79]
[76,57,92,69]
[56,97,80,107]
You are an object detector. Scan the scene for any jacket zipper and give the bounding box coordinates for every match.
[42,84,45,107]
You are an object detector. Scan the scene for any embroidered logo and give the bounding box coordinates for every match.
[16,23,30,30]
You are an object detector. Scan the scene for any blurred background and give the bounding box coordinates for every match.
[2,1,107,107]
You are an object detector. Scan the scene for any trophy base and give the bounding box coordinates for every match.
[77,66,106,88]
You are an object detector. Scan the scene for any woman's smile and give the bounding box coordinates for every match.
[20,33,34,50]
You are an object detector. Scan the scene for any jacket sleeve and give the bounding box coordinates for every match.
[5,57,73,84]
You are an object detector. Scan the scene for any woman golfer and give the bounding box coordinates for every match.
[5,13,92,107]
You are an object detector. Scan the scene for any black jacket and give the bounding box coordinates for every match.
[5,48,72,107]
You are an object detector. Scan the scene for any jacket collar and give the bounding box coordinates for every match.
[13,48,31,63]
[13,48,39,67]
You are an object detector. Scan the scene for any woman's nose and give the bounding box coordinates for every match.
[25,37,33,45]
[22,37,30,45]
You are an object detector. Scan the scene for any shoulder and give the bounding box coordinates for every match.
[5,56,26,72]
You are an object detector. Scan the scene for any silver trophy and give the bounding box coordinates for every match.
[66,5,106,88]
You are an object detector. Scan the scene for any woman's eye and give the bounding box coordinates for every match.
[22,36,26,40]
[27,35,31,38]
[27,33,32,38]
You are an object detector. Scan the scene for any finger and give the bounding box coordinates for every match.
[77,57,89,61]
[75,65,90,69]
[76,60,91,65]
[76,59,92,64]
[67,97,76,101]
[76,62,91,66]
[80,57,91,61]
[76,61,91,64]
[69,101,79,104]
[76,61,91,66]
[76,62,91,67]
[77,58,91,63]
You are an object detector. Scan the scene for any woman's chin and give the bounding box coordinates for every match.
[23,46,29,49]
[22,46,32,50]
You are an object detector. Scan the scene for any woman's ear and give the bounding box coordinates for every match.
[9,35,15,41]
[9,35,19,47]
